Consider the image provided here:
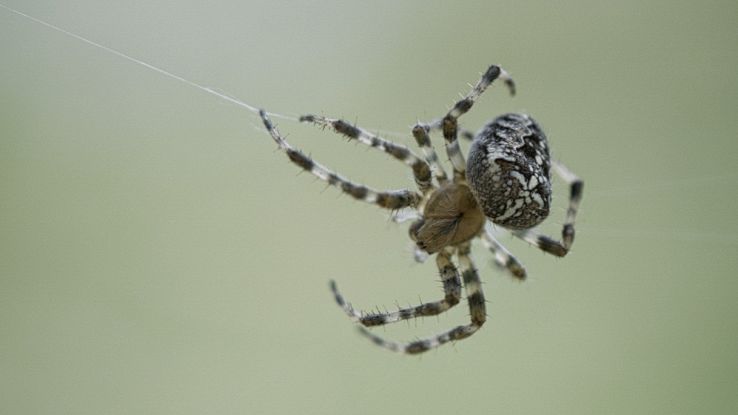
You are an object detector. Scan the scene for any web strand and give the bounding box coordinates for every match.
[0,2,296,122]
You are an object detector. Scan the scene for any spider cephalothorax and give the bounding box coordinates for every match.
[409,182,485,254]
[259,65,583,354]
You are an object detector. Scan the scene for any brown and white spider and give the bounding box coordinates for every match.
[259,65,583,354]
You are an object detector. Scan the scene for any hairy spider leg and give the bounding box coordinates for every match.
[260,110,421,210]
[329,248,461,327]
[424,117,475,142]
[437,65,516,181]
[300,115,433,195]
[356,243,487,354]
[513,160,584,256]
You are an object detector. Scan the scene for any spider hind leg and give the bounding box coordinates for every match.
[482,226,527,280]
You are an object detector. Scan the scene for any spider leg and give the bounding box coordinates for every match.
[481,225,527,280]
[436,65,515,181]
[424,119,475,142]
[512,160,584,256]
[300,114,433,195]
[411,123,449,186]
[260,110,421,210]
[356,243,487,354]
[330,248,461,327]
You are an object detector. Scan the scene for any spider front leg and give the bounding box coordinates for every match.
[513,160,584,256]
[260,110,421,210]
[435,65,515,181]
[356,243,487,354]
[300,115,433,195]
[330,248,461,327]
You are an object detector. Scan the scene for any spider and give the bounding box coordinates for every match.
[259,65,583,354]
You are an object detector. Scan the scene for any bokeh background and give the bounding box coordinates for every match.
[2,0,737,413]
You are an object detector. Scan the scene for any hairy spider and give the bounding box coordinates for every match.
[259,65,583,354]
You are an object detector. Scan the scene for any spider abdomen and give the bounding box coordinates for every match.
[466,113,552,230]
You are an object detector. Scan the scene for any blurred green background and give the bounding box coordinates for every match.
[2,0,737,413]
